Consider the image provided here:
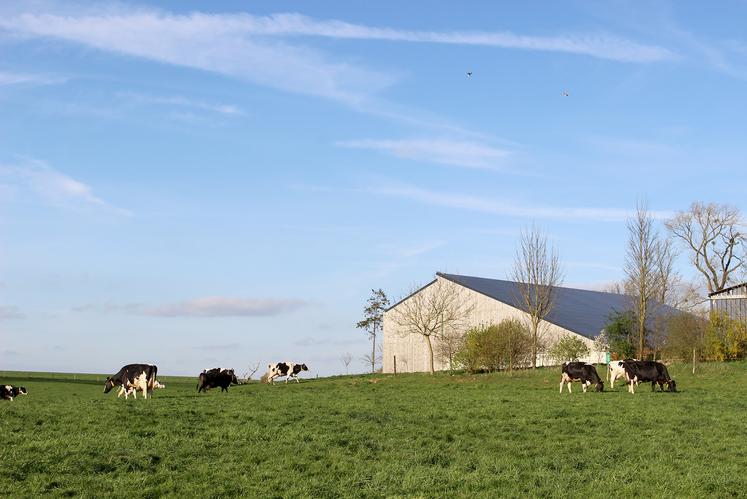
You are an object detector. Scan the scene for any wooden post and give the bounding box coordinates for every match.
[692,347,696,375]
[393,355,397,376]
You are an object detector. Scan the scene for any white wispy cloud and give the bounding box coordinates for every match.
[380,241,447,258]
[0,305,24,320]
[370,184,672,222]
[0,160,131,216]
[242,13,676,63]
[116,91,246,116]
[0,70,65,86]
[0,8,396,105]
[584,136,677,157]
[74,297,309,318]
[337,139,510,170]
[0,5,674,112]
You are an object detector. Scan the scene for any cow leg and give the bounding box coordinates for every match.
[559,378,564,394]
[567,382,572,394]
[294,375,300,384]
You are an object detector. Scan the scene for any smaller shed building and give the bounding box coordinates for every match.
[709,283,747,322]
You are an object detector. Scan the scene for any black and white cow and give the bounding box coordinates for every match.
[266,362,308,384]
[1,385,27,401]
[608,359,639,389]
[197,368,239,393]
[104,364,158,400]
[622,360,676,394]
[560,362,604,393]
[117,379,165,399]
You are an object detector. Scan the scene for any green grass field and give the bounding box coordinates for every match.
[2,362,747,498]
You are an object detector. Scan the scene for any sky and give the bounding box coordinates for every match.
[1,1,746,376]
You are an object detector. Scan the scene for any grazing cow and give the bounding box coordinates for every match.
[266,362,309,384]
[197,368,239,393]
[608,359,639,389]
[560,362,604,393]
[117,379,165,399]
[622,360,676,394]
[104,364,158,400]
[1,385,27,401]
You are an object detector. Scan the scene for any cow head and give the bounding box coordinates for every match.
[300,364,309,372]
[594,381,604,392]
[104,377,116,393]
[668,379,677,392]
[229,369,239,385]
[17,386,27,395]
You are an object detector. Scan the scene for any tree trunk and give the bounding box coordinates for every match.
[371,329,377,373]
[531,320,539,369]
[425,335,435,374]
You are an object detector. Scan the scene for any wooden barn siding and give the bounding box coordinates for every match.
[383,276,603,374]
[711,283,747,322]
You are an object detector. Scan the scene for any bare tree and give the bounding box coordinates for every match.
[360,342,382,373]
[390,277,475,374]
[434,326,464,374]
[340,352,353,375]
[665,202,746,293]
[650,237,680,360]
[624,202,660,358]
[242,361,261,382]
[511,225,563,369]
[356,289,390,373]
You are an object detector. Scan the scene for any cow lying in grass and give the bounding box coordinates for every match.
[1,385,27,401]
[622,360,676,394]
[560,362,604,393]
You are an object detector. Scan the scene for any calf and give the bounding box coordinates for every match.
[622,360,676,394]
[266,362,308,384]
[1,385,27,401]
[104,363,158,400]
[560,362,604,393]
[197,368,239,393]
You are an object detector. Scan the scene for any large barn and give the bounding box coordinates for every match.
[383,272,644,373]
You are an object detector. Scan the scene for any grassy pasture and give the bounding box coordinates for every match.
[2,363,747,498]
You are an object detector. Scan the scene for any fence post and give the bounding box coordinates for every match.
[393,355,397,376]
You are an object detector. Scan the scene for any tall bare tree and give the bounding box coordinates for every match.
[356,289,390,373]
[625,202,660,358]
[511,226,563,369]
[390,277,474,374]
[665,202,746,293]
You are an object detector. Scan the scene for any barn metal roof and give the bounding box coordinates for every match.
[432,273,677,340]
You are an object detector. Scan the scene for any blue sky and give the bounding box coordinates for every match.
[1,1,746,376]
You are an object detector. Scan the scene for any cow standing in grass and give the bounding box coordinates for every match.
[118,380,165,399]
[197,368,239,393]
[104,364,158,400]
[622,360,676,394]
[560,362,604,393]
[266,362,308,384]
[608,359,639,390]
[1,385,27,401]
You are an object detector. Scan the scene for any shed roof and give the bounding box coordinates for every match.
[431,273,678,340]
